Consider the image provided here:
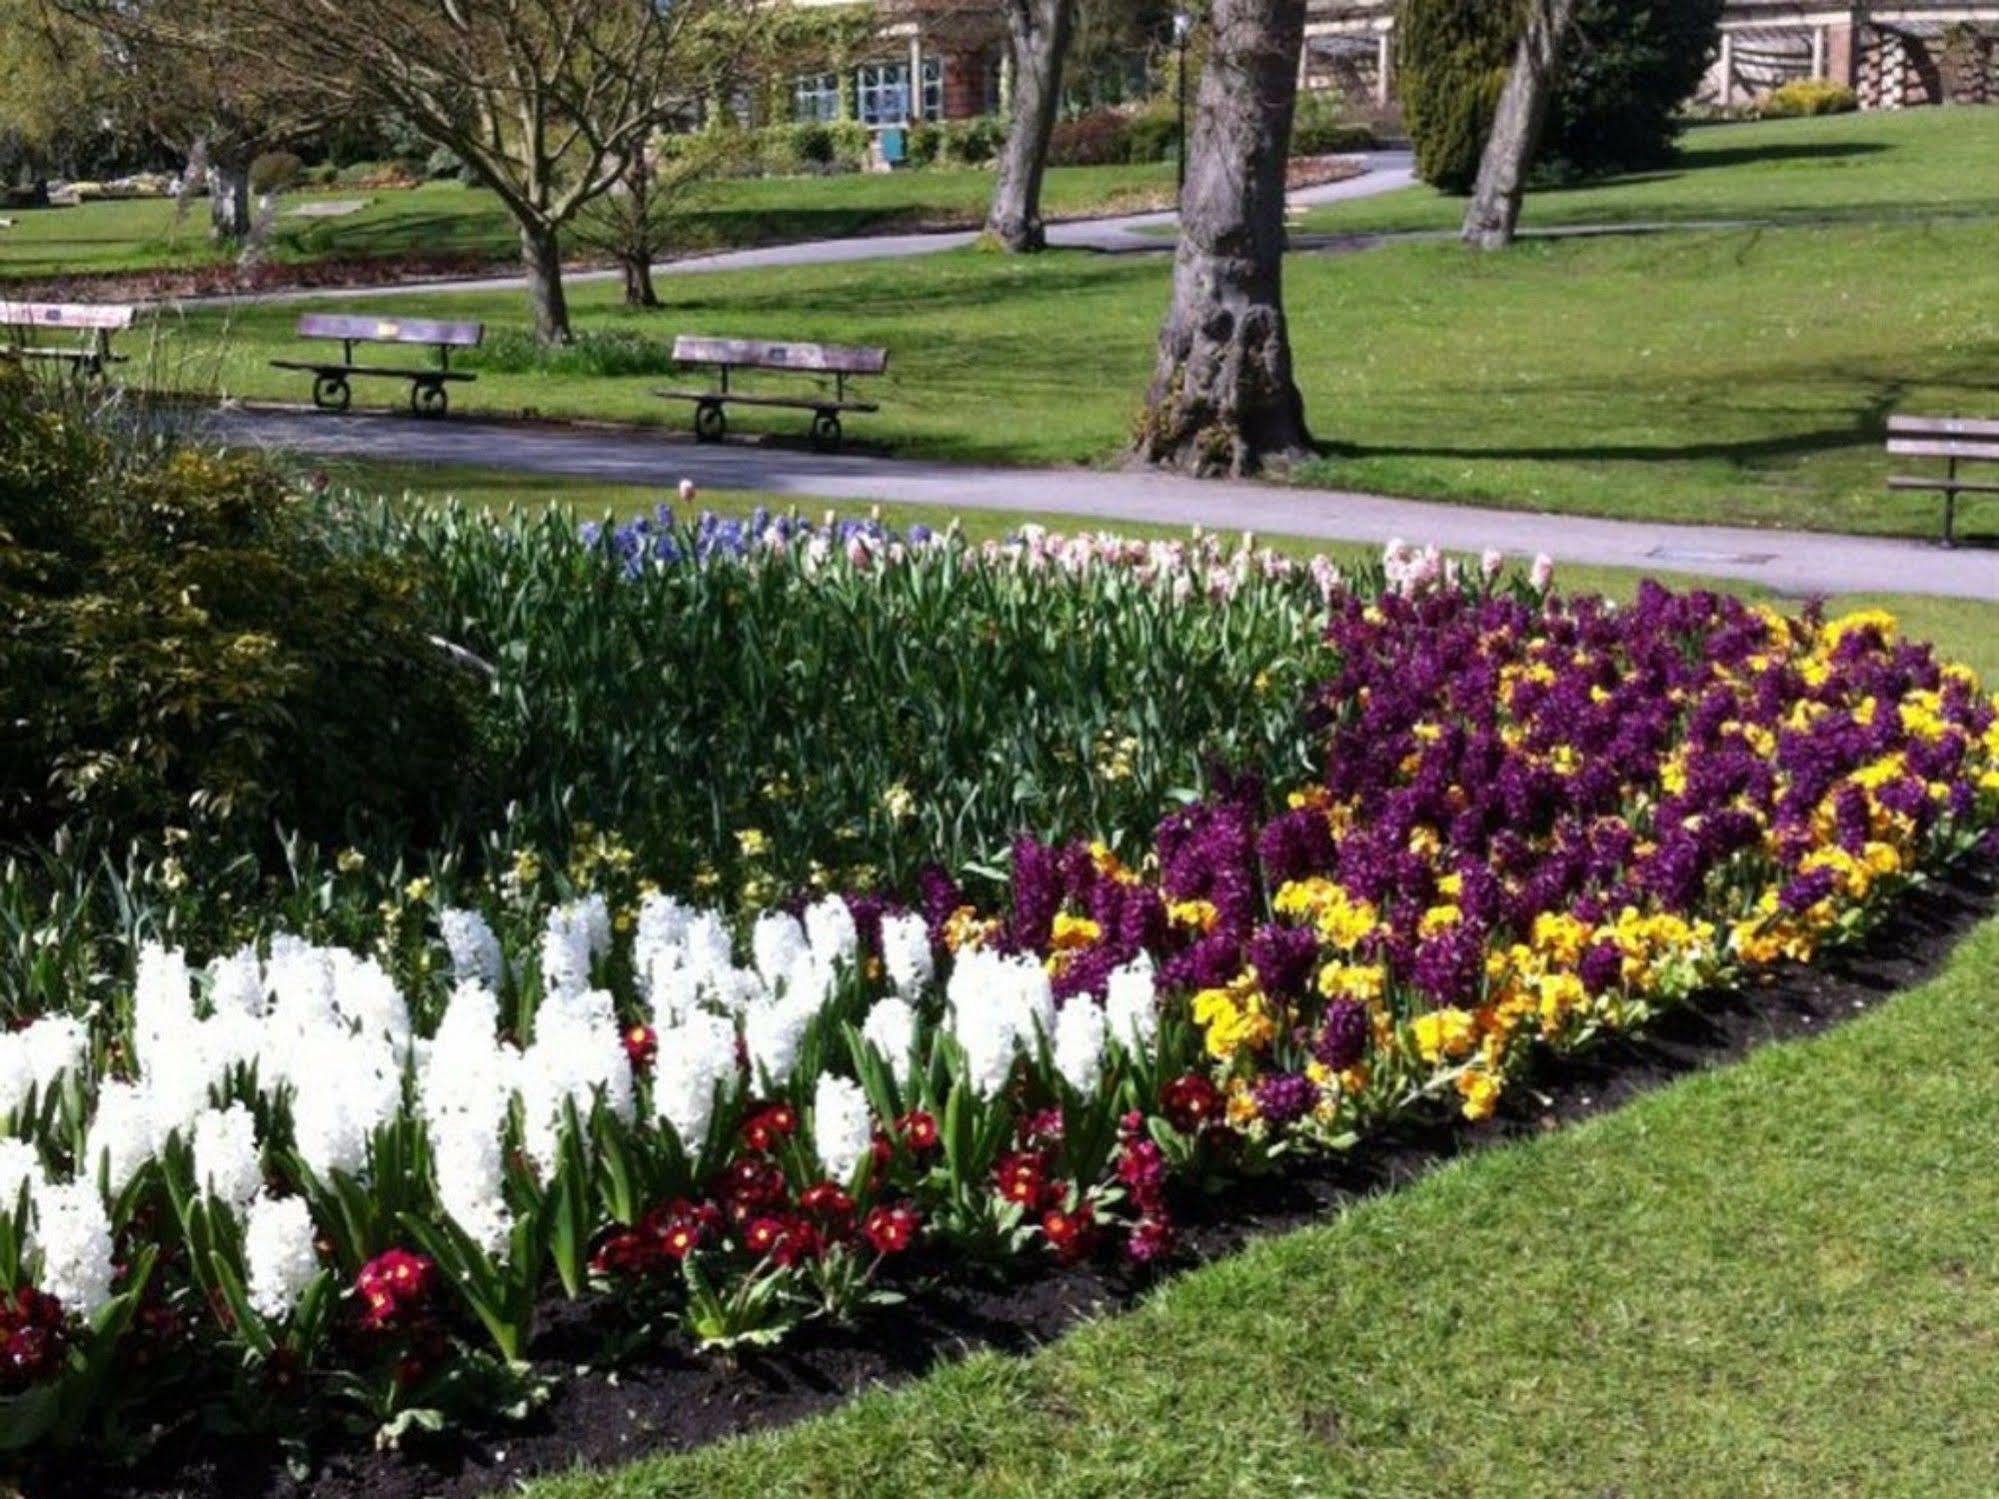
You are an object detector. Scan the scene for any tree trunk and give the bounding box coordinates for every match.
[1131,0,1313,478]
[621,253,659,308]
[208,160,253,242]
[521,222,573,345]
[986,0,1075,252]
[1460,0,1577,250]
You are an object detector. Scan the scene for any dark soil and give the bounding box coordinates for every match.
[32,859,1995,1499]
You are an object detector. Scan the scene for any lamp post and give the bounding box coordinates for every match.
[1173,9,1192,197]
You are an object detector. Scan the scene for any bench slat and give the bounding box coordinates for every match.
[297,313,484,348]
[655,388,879,414]
[1886,437,1999,461]
[271,359,475,382]
[672,335,887,377]
[0,300,136,331]
[1887,415,1999,441]
[1888,476,1999,495]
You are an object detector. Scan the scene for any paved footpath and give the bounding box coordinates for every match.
[180,154,1418,307]
[216,407,1998,603]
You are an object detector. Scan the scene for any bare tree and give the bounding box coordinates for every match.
[108,0,758,342]
[573,131,731,309]
[1460,0,1577,251]
[986,0,1077,252]
[1131,0,1310,477]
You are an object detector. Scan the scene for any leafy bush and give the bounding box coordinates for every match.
[248,151,303,194]
[1124,105,1181,164]
[1399,0,1725,190]
[905,122,944,167]
[940,114,1007,167]
[465,328,681,378]
[0,367,482,855]
[1291,91,1376,156]
[1049,109,1133,167]
[1397,0,1514,193]
[1760,78,1859,117]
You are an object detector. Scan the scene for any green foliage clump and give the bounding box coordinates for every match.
[1760,78,1859,118]
[1291,92,1378,156]
[1398,0,1725,191]
[248,151,304,194]
[0,368,482,855]
[1397,0,1515,193]
[468,328,680,378]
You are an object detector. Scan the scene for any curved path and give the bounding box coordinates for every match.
[179,154,1418,308]
[214,406,1998,602]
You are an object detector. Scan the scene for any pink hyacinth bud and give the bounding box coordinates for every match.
[1530,552,1555,592]
[1480,548,1504,583]
[678,479,697,504]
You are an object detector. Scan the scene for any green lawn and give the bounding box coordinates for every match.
[529,912,1999,1499]
[0,163,1176,283]
[1304,106,1999,235]
[181,191,1999,541]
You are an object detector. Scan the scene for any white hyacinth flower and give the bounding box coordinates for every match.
[430,1117,513,1255]
[21,1016,88,1097]
[653,1010,738,1154]
[1053,999,1108,1095]
[812,1074,873,1186]
[1104,954,1160,1055]
[0,1138,46,1213]
[207,945,267,1019]
[860,997,918,1087]
[244,1194,321,1321]
[83,1080,155,1192]
[878,913,934,997]
[440,908,505,990]
[752,911,809,988]
[32,1177,115,1316]
[804,896,858,969]
[192,1104,264,1212]
[0,1034,35,1121]
[743,990,814,1087]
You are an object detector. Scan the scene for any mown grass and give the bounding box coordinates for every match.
[0,162,1176,282]
[1302,105,1999,235]
[523,891,1999,1499]
[202,175,1999,544]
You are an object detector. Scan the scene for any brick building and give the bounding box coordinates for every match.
[784,0,1009,127]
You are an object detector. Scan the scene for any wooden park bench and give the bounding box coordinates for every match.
[657,335,888,452]
[270,312,483,417]
[1886,415,1999,547]
[0,300,135,380]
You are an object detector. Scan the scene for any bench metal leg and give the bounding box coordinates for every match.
[312,373,353,412]
[809,410,843,453]
[694,399,727,443]
[411,378,449,418]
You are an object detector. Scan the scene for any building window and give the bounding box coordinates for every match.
[856,62,910,126]
[920,56,944,121]
[793,73,840,124]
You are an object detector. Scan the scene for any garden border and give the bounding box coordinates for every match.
[50,860,1997,1499]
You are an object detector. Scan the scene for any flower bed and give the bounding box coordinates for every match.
[0,555,1994,1479]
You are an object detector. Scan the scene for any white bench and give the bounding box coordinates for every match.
[656,335,888,452]
[0,300,135,380]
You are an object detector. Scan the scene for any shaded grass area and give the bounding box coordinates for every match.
[188,201,1999,541]
[0,163,1175,282]
[1302,106,1999,236]
[525,903,1999,1499]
